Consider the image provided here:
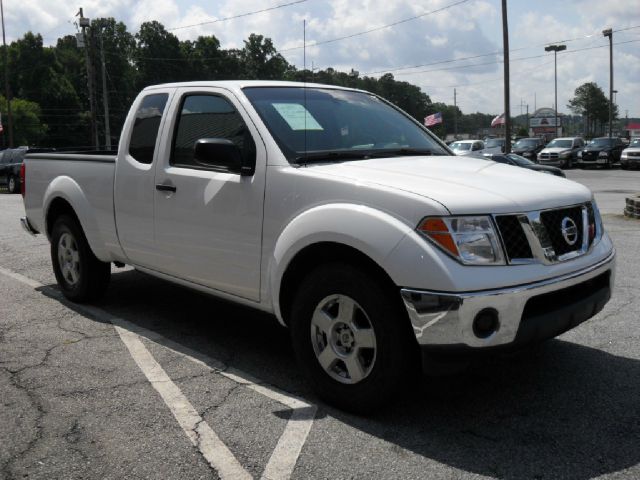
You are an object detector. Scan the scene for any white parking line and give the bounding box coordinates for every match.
[115,325,252,479]
[0,265,317,480]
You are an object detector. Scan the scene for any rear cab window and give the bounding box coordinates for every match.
[129,93,169,164]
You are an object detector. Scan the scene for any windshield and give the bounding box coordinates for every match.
[506,153,535,166]
[451,142,471,150]
[485,139,504,148]
[546,139,573,148]
[514,139,538,148]
[243,87,449,162]
[591,138,614,146]
[630,138,640,147]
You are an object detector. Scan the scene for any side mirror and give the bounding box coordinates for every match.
[194,138,254,176]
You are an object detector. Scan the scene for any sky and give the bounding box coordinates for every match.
[4,0,640,117]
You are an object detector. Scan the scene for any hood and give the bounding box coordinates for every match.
[513,146,536,153]
[584,144,613,152]
[305,155,591,214]
[540,147,572,154]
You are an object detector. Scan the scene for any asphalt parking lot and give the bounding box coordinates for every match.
[1,169,639,480]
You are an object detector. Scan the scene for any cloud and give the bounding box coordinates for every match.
[2,0,638,116]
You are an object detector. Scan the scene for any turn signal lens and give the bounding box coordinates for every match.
[418,219,459,256]
[417,216,505,265]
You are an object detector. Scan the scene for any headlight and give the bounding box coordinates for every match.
[590,199,604,246]
[417,216,505,265]
[599,151,609,157]
[578,151,583,158]
[621,152,628,159]
[559,151,571,159]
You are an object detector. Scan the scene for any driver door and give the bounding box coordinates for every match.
[153,88,266,301]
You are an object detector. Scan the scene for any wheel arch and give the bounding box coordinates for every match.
[269,203,419,327]
[43,177,110,261]
[278,241,404,328]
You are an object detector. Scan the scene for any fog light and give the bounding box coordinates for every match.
[473,308,500,338]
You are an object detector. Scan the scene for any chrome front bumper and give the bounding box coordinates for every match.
[400,250,615,349]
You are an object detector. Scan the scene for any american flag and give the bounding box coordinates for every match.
[424,112,443,127]
[491,113,505,127]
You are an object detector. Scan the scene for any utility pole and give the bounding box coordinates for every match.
[1,0,13,147]
[77,8,98,148]
[603,28,613,138]
[526,104,529,134]
[501,0,511,153]
[544,44,566,138]
[453,88,458,138]
[99,33,111,149]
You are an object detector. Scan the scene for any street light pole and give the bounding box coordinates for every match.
[603,28,613,138]
[544,44,566,138]
[501,0,511,153]
[1,0,13,147]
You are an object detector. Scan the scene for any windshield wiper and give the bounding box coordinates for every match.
[367,148,444,157]
[294,150,373,164]
[294,147,445,164]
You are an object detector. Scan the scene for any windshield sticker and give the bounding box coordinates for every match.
[273,103,324,131]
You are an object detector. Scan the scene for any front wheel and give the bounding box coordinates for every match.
[51,214,111,302]
[290,263,417,413]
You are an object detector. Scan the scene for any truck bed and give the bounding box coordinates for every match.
[23,152,121,262]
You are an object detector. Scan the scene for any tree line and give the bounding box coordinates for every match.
[0,17,625,148]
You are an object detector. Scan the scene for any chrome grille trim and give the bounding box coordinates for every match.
[494,203,594,266]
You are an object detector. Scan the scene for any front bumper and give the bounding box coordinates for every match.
[621,157,640,167]
[400,249,615,350]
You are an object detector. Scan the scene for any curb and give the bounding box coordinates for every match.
[624,195,640,219]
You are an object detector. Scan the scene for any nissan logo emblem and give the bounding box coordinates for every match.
[561,217,578,245]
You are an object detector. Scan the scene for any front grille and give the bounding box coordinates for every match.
[628,151,640,157]
[495,215,533,260]
[540,206,583,256]
[539,152,558,160]
[582,151,597,161]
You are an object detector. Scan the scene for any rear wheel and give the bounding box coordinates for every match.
[290,263,417,413]
[8,175,19,193]
[51,214,110,302]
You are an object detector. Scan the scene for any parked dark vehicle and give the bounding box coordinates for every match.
[512,137,545,161]
[577,137,626,169]
[0,147,55,193]
[483,153,566,177]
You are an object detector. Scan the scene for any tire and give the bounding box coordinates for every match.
[290,263,417,413]
[51,214,110,302]
[8,175,19,194]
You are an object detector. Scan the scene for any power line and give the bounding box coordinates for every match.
[360,24,640,77]
[167,0,308,31]
[279,0,471,52]
[374,38,640,78]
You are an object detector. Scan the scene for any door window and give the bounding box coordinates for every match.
[171,94,255,171]
[128,93,169,165]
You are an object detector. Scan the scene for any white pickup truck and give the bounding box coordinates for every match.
[20,81,615,412]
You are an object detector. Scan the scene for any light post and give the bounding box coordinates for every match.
[544,44,566,138]
[603,28,613,138]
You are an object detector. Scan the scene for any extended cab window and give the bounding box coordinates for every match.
[171,94,255,170]
[129,93,169,164]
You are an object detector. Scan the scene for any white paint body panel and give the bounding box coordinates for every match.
[23,81,614,325]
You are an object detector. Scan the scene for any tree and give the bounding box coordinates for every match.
[0,95,47,146]
[135,21,185,88]
[567,82,618,137]
[239,34,290,80]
